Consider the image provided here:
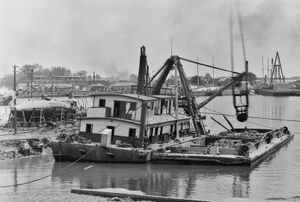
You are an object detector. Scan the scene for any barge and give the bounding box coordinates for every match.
[153,127,294,166]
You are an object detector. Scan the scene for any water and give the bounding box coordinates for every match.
[0,95,300,201]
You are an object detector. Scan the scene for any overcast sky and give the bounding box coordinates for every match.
[1,0,300,79]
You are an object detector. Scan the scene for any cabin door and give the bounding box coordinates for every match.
[113,101,126,117]
[113,101,121,117]
[106,126,115,142]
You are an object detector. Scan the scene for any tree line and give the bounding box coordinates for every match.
[0,63,257,89]
[189,72,257,86]
[0,64,100,89]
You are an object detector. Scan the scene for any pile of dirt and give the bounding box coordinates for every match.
[0,139,45,161]
[57,133,91,144]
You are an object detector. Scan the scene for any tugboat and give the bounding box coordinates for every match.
[51,47,195,163]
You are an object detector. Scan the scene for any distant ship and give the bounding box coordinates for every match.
[255,84,300,96]
[255,52,300,96]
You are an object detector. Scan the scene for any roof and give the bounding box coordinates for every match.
[15,100,71,110]
[93,93,157,102]
[147,114,191,125]
[89,83,105,87]
[151,95,173,99]
[110,82,136,87]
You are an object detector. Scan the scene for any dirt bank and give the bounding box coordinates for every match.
[0,123,80,161]
[0,139,46,160]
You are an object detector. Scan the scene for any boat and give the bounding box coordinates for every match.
[51,47,293,165]
[152,127,294,166]
[51,92,194,163]
[255,84,300,96]
[51,47,196,163]
[8,99,77,127]
[255,52,300,96]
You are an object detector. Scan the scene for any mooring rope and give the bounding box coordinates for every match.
[0,145,96,188]
[0,99,145,188]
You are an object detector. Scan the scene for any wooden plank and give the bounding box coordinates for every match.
[71,188,213,202]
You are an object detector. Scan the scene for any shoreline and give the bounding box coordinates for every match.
[0,123,79,161]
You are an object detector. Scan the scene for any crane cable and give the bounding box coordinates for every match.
[229,1,247,68]
[202,106,300,123]
[202,107,300,134]
[229,2,234,74]
[179,57,240,75]
[236,0,247,62]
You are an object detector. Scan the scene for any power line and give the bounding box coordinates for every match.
[179,57,240,75]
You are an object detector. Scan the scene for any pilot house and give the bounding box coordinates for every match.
[79,93,192,145]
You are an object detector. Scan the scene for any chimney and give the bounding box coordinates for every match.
[137,46,147,95]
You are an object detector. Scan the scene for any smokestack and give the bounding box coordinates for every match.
[137,46,147,95]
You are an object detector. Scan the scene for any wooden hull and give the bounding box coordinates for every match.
[153,133,294,166]
[249,133,294,167]
[255,89,300,96]
[153,153,251,166]
[51,141,152,163]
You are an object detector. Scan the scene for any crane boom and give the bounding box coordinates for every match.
[148,55,249,136]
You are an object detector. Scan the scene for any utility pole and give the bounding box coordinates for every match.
[262,56,264,78]
[212,56,215,86]
[197,56,199,88]
[267,57,270,84]
[50,73,53,98]
[13,65,17,135]
[30,69,33,99]
[171,38,173,56]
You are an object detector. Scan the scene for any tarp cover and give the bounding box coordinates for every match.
[15,100,71,110]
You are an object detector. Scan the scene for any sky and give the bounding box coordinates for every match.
[1,0,300,79]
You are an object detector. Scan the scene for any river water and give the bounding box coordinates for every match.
[0,95,300,201]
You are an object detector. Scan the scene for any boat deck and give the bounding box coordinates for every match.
[152,132,294,166]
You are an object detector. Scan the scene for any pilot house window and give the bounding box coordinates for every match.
[99,99,106,107]
[129,102,136,110]
[86,124,93,133]
[129,128,136,138]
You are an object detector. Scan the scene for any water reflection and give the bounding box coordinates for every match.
[0,155,54,194]
[262,105,285,120]
[1,95,299,201]
[52,162,251,200]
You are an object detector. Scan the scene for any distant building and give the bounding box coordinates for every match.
[88,83,108,92]
[110,82,136,93]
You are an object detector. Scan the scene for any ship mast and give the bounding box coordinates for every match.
[174,60,179,139]
[270,51,285,87]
